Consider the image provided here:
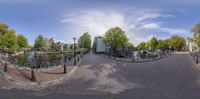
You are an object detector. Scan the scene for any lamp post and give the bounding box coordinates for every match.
[73,37,76,65]
[64,52,67,73]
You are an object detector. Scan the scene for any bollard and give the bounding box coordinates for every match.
[77,56,80,62]
[196,54,199,64]
[31,69,36,81]
[4,62,7,72]
[64,63,67,73]
[132,56,134,62]
[74,57,76,65]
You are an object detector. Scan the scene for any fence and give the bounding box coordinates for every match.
[102,50,172,62]
[0,49,90,82]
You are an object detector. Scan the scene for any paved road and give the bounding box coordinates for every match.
[1,53,200,99]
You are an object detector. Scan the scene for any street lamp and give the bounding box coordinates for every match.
[64,51,67,73]
[73,37,76,65]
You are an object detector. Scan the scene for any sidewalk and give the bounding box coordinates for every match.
[189,52,200,73]
[0,60,79,90]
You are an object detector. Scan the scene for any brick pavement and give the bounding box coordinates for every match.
[0,61,78,89]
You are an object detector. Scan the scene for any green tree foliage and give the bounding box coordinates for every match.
[17,34,28,49]
[191,23,200,47]
[137,42,146,50]
[78,32,92,49]
[50,43,61,52]
[0,23,8,35]
[103,27,128,52]
[27,45,32,49]
[192,22,200,37]
[187,37,195,43]
[157,39,170,49]
[149,37,158,49]
[3,30,18,52]
[145,42,149,49]
[137,36,185,50]
[169,36,186,50]
[63,44,68,51]
[125,42,134,49]
[0,23,29,53]
[34,35,44,51]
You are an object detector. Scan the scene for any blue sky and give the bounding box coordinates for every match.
[0,0,200,45]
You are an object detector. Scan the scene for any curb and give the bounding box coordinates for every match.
[188,54,200,73]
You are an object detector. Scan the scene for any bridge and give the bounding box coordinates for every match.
[0,53,200,99]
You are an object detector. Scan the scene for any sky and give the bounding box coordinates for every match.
[0,0,200,45]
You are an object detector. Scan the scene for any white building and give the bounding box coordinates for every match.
[93,36,106,53]
[189,42,198,53]
[44,38,54,51]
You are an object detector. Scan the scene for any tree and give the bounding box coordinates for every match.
[103,27,128,53]
[50,43,61,52]
[63,44,68,51]
[17,34,28,49]
[187,37,195,43]
[0,33,6,49]
[169,36,186,50]
[126,42,134,49]
[0,23,30,53]
[157,39,169,50]
[3,30,18,53]
[78,32,92,49]
[34,35,44,51]
[149,37,158,49]
[145,42,150,49]
[137,42,146,50]
[27,45,32,49]
[191,23,200,47]
[0,23,18,53]
[192,22,200,37]
[0,23,8,35]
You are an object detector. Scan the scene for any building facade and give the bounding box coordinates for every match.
[189,42,198,53]
[93,36,107,53]
[44,38,55,51]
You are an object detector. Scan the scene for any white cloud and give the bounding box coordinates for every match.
[140,23,161,30]
[136,13,174,23]
[158,28,189,35]
[177,9,188,14]
[61,10,125,36]
[141,23,190,35]
[61,9,190,45]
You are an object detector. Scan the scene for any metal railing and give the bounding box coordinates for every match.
[102,50,172,62]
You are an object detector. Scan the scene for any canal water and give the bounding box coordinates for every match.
[8,52,76,68]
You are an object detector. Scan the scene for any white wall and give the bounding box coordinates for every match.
[96,38,106,52]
